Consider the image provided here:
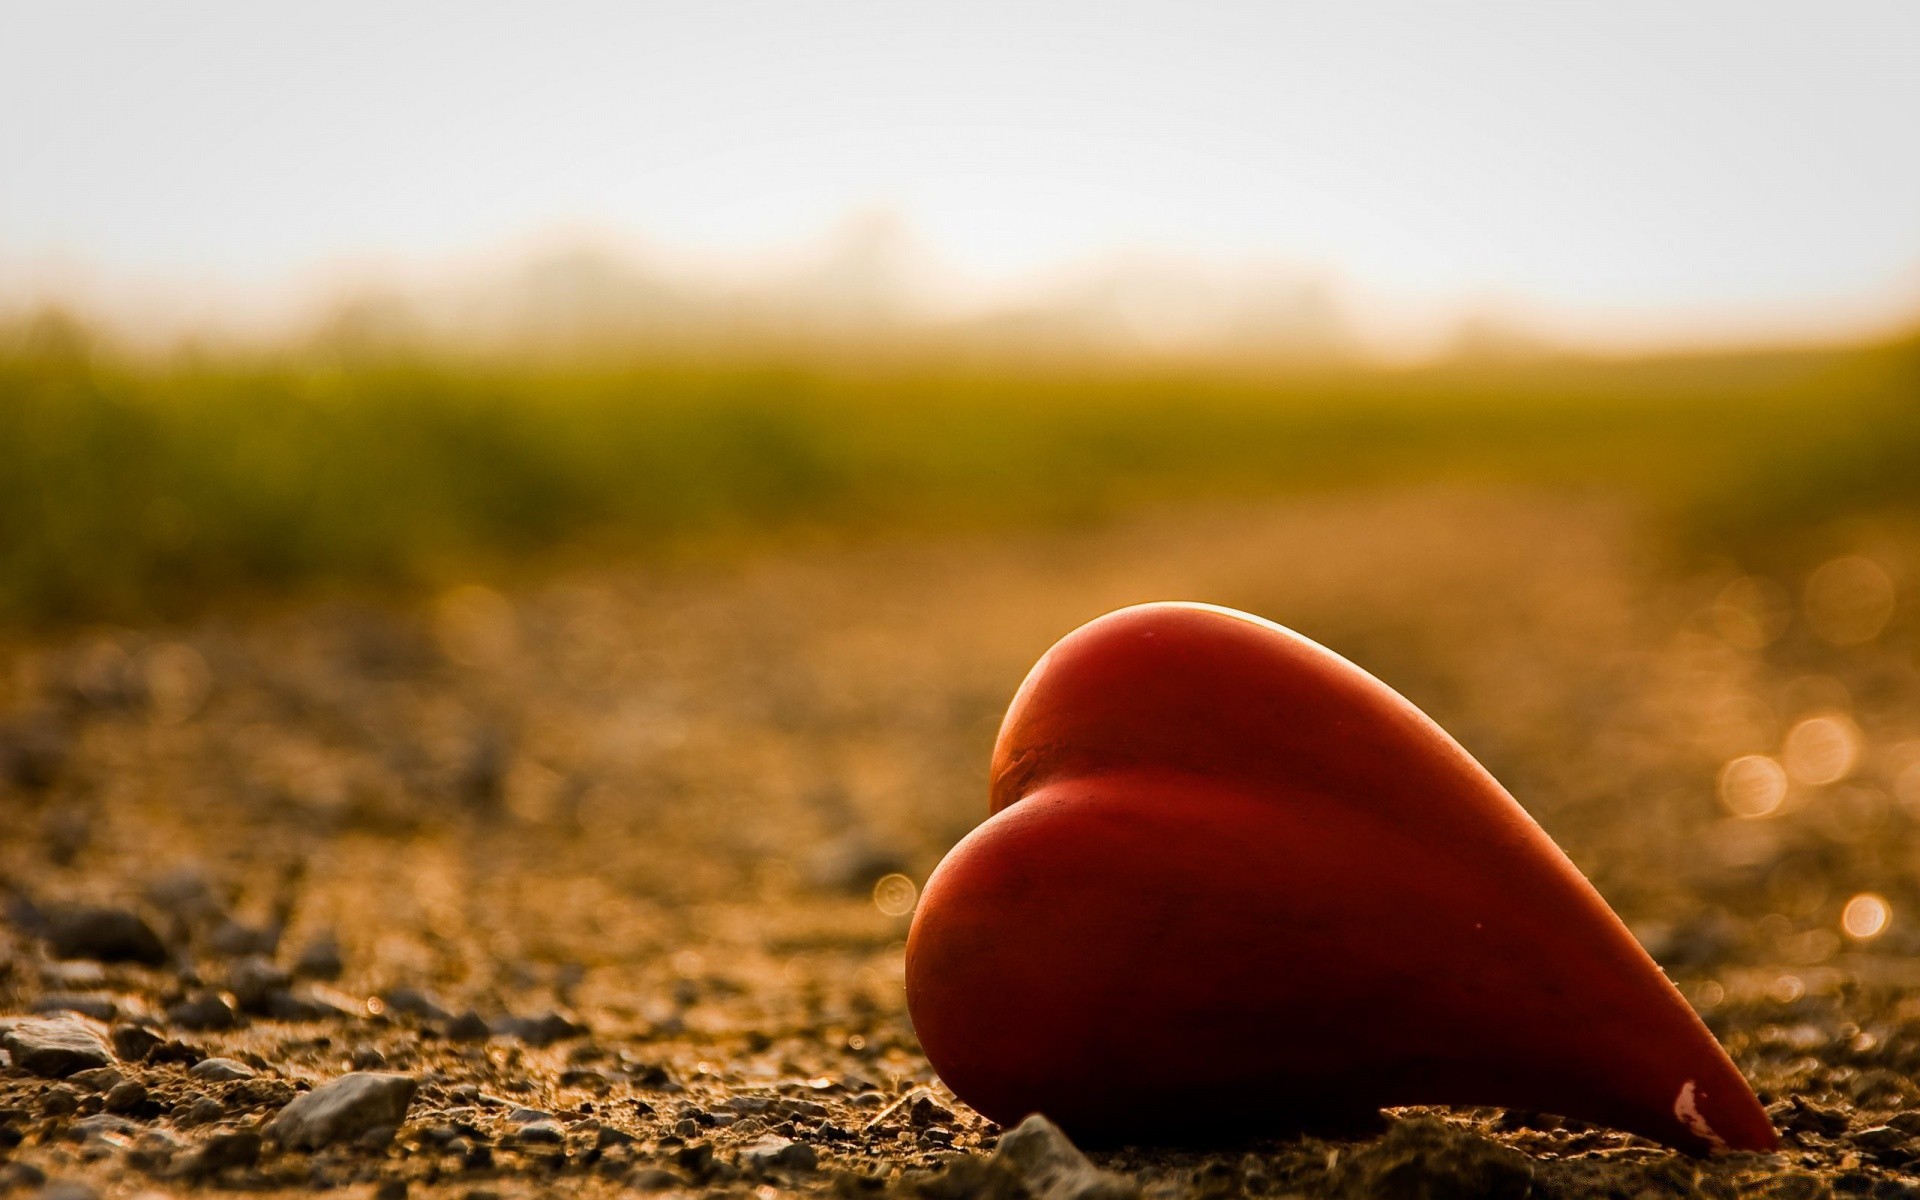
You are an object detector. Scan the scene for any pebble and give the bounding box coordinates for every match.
[108,1024,163,1063]
[66,1067,125,1092]
[103,1080,150,1115]
[205,918,278,958]
[491,1011,588,1046]
[265,1072,418,1150]
[173,1128,262,1180]
[446,1011,491,1041]
[382,987,451,1020]
[1,1017,115,1077]
[125,1127,189,1174]
[42,1085,81,1116]
[990,1115,1137,1200]
[225,956,291,1013]
[264,988,337,1021]
[738,1134,818,1172]
[166,991,238,1031]
[292,936,345,980]
[509,1119,566,1146]
[31,995,118,1022]
[145,869,222,921]
[70,1113,140,1141]
[43,905,168,965]
[1854,1125,1908,1151]
[1326,1118,1532,1200]
[38,961,108,989]
[190,1056,258,1082]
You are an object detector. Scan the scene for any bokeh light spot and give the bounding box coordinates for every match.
[1804,556,1896,646]
[1841,893,1891,940]
[873,872,919,917]
[1718,754,1788,818]
[1782,714,1861,786]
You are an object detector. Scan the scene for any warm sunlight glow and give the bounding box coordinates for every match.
[1841,893,1891,941]
[3,2,1917,354]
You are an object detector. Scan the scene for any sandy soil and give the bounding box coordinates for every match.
[3,487,1919,1199]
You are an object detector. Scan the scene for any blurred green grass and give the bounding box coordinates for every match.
[2,311,1915,626]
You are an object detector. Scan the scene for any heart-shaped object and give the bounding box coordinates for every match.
[906,602,1775,1154]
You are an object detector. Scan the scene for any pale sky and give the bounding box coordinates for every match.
[3,1,1917,351]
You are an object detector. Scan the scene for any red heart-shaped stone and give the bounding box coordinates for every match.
[906,602,1775,1154]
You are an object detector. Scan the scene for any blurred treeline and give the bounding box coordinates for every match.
[2,308,1916,626]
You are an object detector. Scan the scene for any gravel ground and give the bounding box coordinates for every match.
[3,487,1919,1200]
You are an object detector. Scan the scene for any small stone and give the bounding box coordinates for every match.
[626,1167,682,1190]
[1326,1117,1530,1200]
[446,1011,491,1041]
[594,1124,636,1148]
[38,961,108,989]
[66,1066,125,1092]
[226,956,291,1013]
[104,1080,150,1114]
[173,1128,262,1179]
[71,1112,141,1139]
[126,1126,190,1173]
[1776,1096,1852,1137]
[1855,1125,1909,1151]
[146,1038,205,1066]
[492,1011,587,1046]
[266,1072,418,1150]
[292,936,344,980]
[190,1056,258,1082]
[507,1105,556,1125]
[991,1115,1137,1200]
[31,994,118,1022]
[510,1119,566,1145]
[180,1096,226,1127]
[739,1134,818,1172]
[145,869,222,922]
[229,1077,296,1108]
[381,987,450,1021]
[109,1023,164,1063]
[43,905,168,965]
[206,918,278,958]
[911,1094,956,1128]
[166,991,238,1031]
[2,1017,114,1077]
[42,1085,81,1116]
[264,989,333,1021]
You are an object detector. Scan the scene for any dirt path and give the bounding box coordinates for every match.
[3,487,1918,1198]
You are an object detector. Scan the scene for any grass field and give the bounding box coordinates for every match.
[2,311,1916,626]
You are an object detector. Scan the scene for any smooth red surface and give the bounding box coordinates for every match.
[905,602,1775,1154]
